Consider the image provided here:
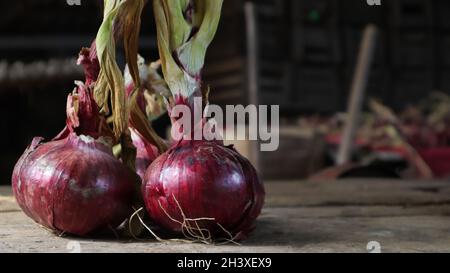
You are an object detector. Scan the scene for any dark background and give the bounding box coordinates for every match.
[207,0,450,113]
[1,0,448,184]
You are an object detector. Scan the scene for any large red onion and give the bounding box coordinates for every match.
[12,133,136,235]
[142,140,265,241]
[11,45,137,236]
[144,0,264,241]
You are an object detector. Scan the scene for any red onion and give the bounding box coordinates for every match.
[12,133,136,235]
[11,43,137,236]
[142,0,265,241]
[143,140,265,240]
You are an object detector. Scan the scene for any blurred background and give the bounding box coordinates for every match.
[2,0,450,184]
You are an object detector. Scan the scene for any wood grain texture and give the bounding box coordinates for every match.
[2,180,450,253]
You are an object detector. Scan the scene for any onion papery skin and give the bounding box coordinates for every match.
[142,140,265,240]
[129,127,159,180]
[12,133,136,236]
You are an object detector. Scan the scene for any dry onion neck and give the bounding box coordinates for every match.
[94,0,129,142]
[154,0,223,106]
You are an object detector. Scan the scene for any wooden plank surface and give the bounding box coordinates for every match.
[1,180,450,253]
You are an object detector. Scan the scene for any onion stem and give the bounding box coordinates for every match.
[153,0,223,100]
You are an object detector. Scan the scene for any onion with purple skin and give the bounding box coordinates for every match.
[11,0,143,236]
[143,140,264,240]
[11,73,137,236]
[12,133,136,236]
[141,0,265,241]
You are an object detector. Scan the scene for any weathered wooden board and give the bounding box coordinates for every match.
[1,180,450,253]
[266,179,450,207]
